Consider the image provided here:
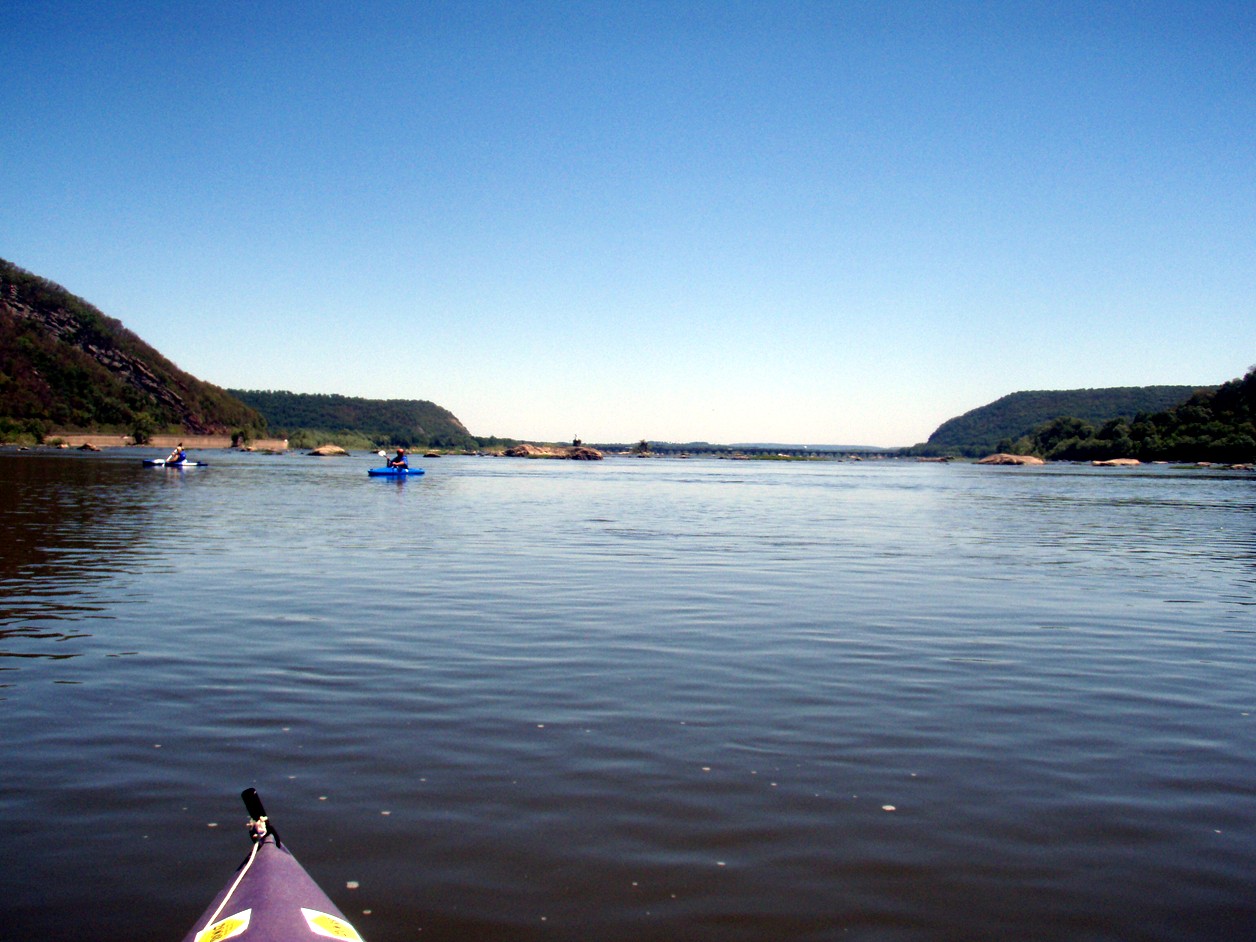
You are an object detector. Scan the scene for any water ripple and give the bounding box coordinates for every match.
[2,453,1256,941]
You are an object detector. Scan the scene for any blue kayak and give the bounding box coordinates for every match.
[367,466,424,477]
[180,789,364,942]
[144,459,207,467]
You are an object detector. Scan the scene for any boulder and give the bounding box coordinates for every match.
[308,444,349,456]
[77,442,100,452]
[978,453,1045,466]
[1092,458,1140,467]
[503,443,604,459]
[504,444,547,457]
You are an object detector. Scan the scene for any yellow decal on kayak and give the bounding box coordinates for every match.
[194,909,251,942]
[301,907,364,941]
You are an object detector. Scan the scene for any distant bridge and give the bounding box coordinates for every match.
[590,443,901,459]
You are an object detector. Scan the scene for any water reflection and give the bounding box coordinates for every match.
[0,453,162,674]
[3,452,1256,941]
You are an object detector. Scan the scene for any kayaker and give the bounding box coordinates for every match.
[388,447,408,468]
[166,443,186,464]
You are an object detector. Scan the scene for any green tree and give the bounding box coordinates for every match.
[131,412,157,445]
[1032,417,1093,456]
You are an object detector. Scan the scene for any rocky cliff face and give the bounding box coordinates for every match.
[1,295,218,431]
[0,259,263,434]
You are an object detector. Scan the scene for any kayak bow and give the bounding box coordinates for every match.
[181,789,364,942]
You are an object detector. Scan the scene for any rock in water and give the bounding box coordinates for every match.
[978,453,1045,465]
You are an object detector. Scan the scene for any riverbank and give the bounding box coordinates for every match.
[36,433,291,451]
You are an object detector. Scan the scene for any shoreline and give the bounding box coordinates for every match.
[19,432,291,451]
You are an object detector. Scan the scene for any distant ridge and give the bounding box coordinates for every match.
[916,385,1206,457]
[230,389,476,450]
[0,257,264,439]
[730,442,888,452]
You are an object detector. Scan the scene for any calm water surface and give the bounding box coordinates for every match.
[1,449,1254,941]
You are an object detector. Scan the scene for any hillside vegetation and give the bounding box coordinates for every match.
[0,258,265,442]
[1007,368,1256,463]
[230,389,477,450]
[914,386,1204,457]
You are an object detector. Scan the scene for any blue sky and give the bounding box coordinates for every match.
[3,1,1253,445]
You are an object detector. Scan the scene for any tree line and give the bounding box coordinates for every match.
[995,367,1255,463]
[229,389,479,450]
[913,385,1202,457]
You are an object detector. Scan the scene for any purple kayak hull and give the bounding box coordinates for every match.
[180,834,363,942]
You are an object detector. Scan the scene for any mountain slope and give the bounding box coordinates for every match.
[917,385,1205,457]
[229,389,476,449]
[0,258,264,438]
[1020,369,1256,462]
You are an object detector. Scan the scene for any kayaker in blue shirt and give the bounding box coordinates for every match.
[166,443,186,464]
[388,448,408,468]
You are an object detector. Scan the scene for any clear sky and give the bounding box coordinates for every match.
[3,1,1253,445]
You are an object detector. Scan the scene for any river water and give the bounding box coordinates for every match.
[1,449,1254,941]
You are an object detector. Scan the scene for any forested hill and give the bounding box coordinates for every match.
[916,385,1205,457]
[0,258,264,440]
[1010,369,1256,463]
[230,389,476,449]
